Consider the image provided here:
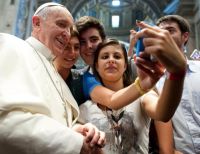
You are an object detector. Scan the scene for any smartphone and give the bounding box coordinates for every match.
[136,27,144,57]
[135,26,157,62]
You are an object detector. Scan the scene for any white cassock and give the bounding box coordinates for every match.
[0,33,83,154]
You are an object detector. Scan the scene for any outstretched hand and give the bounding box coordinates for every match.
[134,21,186,73]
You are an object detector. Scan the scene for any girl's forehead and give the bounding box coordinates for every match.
[100,44,122,52]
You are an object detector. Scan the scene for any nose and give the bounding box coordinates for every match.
[62,29,71,43]
[63,46,75,55]
[86,41,92,49]
[69,47,75,55]
[108,57,116,64]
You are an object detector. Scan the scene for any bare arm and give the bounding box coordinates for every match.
[127,29,137,57]
[136,21,186,121]
[154,120,174,154]
[153,120,183,154]
[90,61,163,110]
[142,76,184,121]
[90,83,142,110]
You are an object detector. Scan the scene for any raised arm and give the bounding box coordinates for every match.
[127,29,137,57]
[135,21,186,121]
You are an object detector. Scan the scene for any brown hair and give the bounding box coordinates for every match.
[75,16,106,41]
[70,25,79,38]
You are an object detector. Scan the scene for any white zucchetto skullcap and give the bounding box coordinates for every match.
[34,2,64,15]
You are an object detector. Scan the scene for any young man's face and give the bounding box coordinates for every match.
[36,7,74,56]
[158,21,189,52]
[79,28,103,66]
[54,36,80,70]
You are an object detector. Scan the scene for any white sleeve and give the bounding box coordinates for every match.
[0,111,83,154]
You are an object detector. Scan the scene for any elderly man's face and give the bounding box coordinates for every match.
[37,7,74,56]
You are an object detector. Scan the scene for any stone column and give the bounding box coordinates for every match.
[14,0,29,39]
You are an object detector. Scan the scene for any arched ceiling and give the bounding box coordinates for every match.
[60,0,172,41]
[36,0,196,43]
[64,0,171,18]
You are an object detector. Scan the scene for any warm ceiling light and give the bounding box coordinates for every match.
[112,0,120,6]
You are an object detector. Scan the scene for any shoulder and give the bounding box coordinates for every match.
[82,71,101,99]
[0,34,34,64]
[0,33,28,47]
[0,33,32,55]
[0,33,19,41]
[83,71,100,85]
[83,71,101,85]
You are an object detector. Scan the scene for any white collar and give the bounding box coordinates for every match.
[26,37,56,61]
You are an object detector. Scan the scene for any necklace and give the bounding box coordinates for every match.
[27,41,69,125]
[104,108,125,152]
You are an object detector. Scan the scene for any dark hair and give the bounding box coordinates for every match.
[70,25,79,38]
[75,16,106,41]
[93,38,132,87]
[156,15,190,45]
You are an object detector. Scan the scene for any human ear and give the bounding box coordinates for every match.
[32,16,41,27]
[183,32,189,45]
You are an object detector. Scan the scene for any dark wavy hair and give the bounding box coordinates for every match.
[92,38,132,87]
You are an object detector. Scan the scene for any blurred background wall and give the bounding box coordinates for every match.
[0,0,199,59]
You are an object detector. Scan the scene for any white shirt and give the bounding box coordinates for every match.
[157,60,200,154]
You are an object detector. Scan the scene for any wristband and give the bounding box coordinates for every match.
[134,77,149,95]
[166,69,186,80]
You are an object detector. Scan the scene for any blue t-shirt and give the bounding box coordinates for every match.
[83,71,101,99]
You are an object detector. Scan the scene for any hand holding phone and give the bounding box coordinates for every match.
[135,26,157,61]
[136,29,144,57]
